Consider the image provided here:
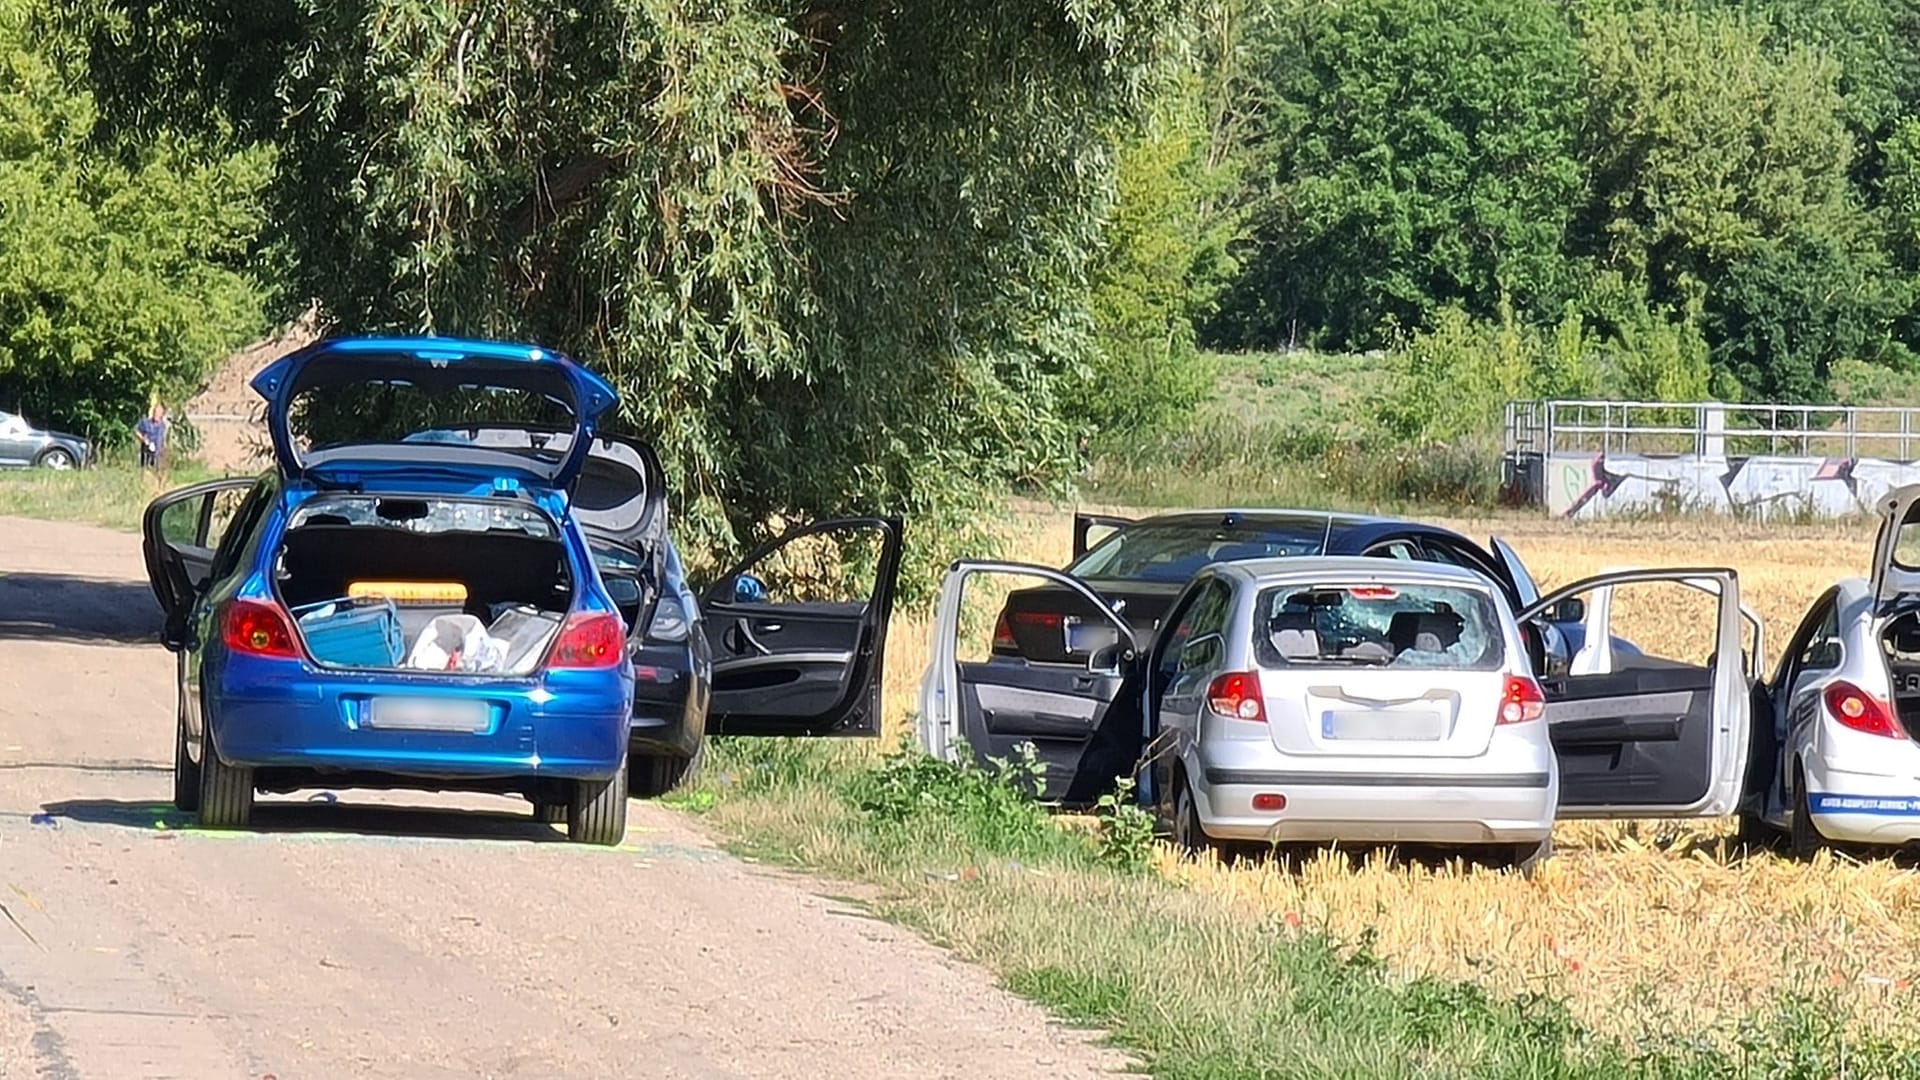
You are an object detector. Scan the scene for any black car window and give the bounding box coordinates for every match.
[1067,521,1326,584]
[1789,598,1842,682]
[1364,539,1419,561]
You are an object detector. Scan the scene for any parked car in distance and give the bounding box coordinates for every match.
[0,409,93,470]
[1735,483,1920,855]
[920,553,1757,869]
[143,336,903,845]
[960,508,1608,801]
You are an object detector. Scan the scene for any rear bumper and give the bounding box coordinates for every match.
[207,654,632,782]
[1195,767,1556,845]
[1802,759,1920,846]
[628,641,706,758]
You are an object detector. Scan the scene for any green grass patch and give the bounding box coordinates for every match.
[683,737,1920,1079]
[0,461,225,531]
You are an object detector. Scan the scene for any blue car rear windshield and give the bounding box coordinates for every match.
[288,380,575,460]
[1066,521,1326,583]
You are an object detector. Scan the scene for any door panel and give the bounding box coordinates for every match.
[916,562,1140,804]
[141,478,258,650]
[701,517,903,736]
[1519,568,1751,818]
[1873,484,1920,610]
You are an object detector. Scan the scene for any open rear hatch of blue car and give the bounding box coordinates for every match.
[251,338,631,674]
[251,337,618,491]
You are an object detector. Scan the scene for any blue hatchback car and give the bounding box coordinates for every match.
[142,337,903,845]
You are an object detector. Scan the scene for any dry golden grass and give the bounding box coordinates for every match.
[875,502,1920,1044]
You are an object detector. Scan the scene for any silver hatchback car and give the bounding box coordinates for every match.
[919,551,1757,872]
[1152,558,1557,866]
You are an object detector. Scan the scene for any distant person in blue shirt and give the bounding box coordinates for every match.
[135,403,169,470]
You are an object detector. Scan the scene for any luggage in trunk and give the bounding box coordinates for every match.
[294,598,406,668]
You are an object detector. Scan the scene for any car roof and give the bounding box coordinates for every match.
[1130,508,1394,530]
[1213,555,1495,589]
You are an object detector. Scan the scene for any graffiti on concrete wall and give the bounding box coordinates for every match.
[1547,453,1920,519]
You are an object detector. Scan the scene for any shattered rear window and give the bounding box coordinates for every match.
[288,496,556,538]
[1252,582,1503,670]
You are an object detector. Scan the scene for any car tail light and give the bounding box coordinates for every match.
[1207,671,1266,722]
[550,612,626,669]
[645,595,689,643]
[222,599,301,659]
[992,611,1018,653]
[1499,674,1546,725]
[1824,681,1902,738]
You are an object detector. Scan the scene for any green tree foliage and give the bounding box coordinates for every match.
[68,0,1185,588]
[1578,5,1901,401]
[0,0,267,440]
[1214,0,1588,350]
[1069,65,1238,440]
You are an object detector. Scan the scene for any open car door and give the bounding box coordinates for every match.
[701,517,903,736]
[916,562,1141,804]
[1072,514,1136,561]
[141,478,259,650]
[1518,567,1753,818]
[1872,484,1920,612]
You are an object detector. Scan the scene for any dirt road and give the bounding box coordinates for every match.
[0,516,1125,1080]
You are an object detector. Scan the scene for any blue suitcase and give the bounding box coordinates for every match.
[293,597,405,668]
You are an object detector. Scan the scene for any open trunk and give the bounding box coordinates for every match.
[273,494,572,674]
[1881,610,1920,740]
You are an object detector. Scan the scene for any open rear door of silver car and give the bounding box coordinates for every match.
[1518,567,1753,819]
[917,561,1140,803]
[1872,484,1920,612]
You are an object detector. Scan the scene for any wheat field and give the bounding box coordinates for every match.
[875,503,1920,1044]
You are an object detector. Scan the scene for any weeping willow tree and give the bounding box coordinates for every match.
[62,0,1187,590]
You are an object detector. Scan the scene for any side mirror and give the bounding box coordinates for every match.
[1548,597,1586,623]
[733,573,768,604]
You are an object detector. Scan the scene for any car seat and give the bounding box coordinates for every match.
[1387,611,1463,656]
[1268,611,1321,661]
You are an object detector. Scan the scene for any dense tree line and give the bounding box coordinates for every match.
[10,0,1920,575]
[1204,0,1920,409]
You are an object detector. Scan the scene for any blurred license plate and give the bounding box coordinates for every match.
[1322,709,1444,741]
[1063,618,1119,655]
[366,697,488,733]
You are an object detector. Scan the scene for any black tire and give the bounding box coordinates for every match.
[35,448,75,471]
[569,754,629,846]
[532,802,568,824]
[629,738,705,799]
[173,684,200,812]
[1172,778,1226,861]
[1790,766,1824,860]
[197,729,254,829]
[1735,809,1778,852]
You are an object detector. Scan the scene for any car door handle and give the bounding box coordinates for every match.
[754,621,784,633]
[725,619,775,657]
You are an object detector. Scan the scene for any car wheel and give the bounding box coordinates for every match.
[532,802,568,824]
[173,682,200,813]
[568,754,629,846]
[197,729,254,829]
[1790,767,1824,859]
[35,448,74,471]
[629,738,705,799]
[1173,778,1224,861]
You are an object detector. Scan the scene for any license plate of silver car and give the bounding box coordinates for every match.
[1321,709,1445,741]
[366,697,489,733]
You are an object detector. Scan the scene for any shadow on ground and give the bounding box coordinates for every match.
[38,796,572,844]
[0,572,159,645]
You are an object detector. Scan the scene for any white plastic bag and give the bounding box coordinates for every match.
[406,614,509,673]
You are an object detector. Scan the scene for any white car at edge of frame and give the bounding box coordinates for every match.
[1733,483,1920,855]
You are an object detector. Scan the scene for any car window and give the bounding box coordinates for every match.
[1252,581,1503,670]
[207,480,274,583]
[1176,580,1234,674]
[1365,539,1419,561]
[1421,537,1492,575]
[1787,598,1842,684]
[1067,521,1326,584]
